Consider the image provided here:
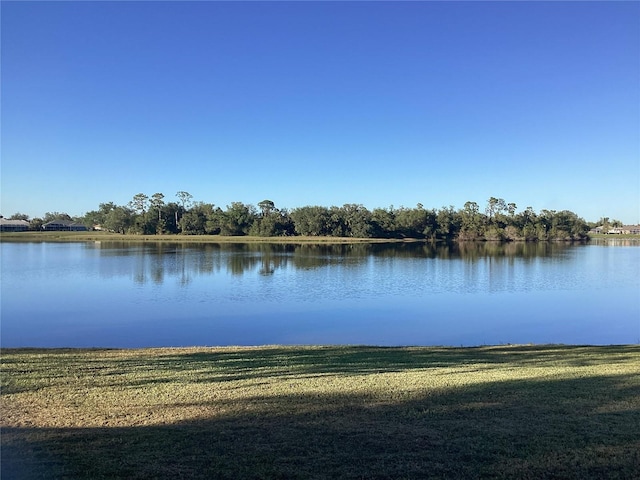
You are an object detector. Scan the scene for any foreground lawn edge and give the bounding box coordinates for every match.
[2,344,639,479]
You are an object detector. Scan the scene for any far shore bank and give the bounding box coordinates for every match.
[1,230,615,244]
[0,231,424,243]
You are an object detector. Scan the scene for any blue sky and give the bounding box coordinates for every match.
[2,1,639,223]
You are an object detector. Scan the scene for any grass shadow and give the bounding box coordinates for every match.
[2,346,639,479]
[2,372,639,479]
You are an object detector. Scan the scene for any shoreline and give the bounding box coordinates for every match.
[0,231,424,243]
[0,230,607,243]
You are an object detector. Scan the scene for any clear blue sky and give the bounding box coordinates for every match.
[2,1,639,223]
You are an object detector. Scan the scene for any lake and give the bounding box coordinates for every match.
[1,240,638,348]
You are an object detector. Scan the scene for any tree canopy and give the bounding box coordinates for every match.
[12,193,592,241]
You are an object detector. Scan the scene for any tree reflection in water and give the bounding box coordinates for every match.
[88,241,577,285]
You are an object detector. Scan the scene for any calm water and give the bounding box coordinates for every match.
[1,240,638,348]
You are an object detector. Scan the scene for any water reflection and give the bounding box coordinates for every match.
[589,237,640,247]
[87,241,577,285]
[2,240,638,347]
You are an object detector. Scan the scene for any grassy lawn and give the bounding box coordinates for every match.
[1,345,639,479]
[0,231,416,244]
[588,233,640,241]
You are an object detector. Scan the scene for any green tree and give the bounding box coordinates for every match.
[8,213,29,221]
[162,202,180,234]
[250,201,294,236]
[150,193,165,234]
[370,207,397,238]
[394,204,437,239]
[220,202,256,236]
[129,193,149,215]
[205,205,225,234]
[485,197,506,223]
[150,193,164,220]
[517,207,537,241]
[337,204,372,238]
[82,210,103,229]
[436,206,460,241]
[43,212,72,223]
[128,213,155,235]
[179,202,212,235]
[555,210,589,239]
[290,206,332,236]
[459,201,484,240]
[179,211,204,234]
[395,206,419,238]
[535,209,556,240]
[29,218,44,231]
[258,199,276,217]
[325,206,345,237]
[503,225,522,241]
[484,225,505,241]
[421,209,439,240]
[175,191,193,232]
[103,206,133,234]
[82,202,117,229]
[176,191,193,210]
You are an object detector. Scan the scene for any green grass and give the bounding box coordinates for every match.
[0,231,418,244]
[2,345,639,479]
[588,233,640,241]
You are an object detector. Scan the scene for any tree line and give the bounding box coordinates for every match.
[7,192,593,241]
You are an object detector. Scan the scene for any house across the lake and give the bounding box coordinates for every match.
[0,218,30,232]
[42,220,88,231]
[590,225,640,235]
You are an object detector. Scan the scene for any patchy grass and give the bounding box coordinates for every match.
[0,231,418,244]
[2,345,639,479]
